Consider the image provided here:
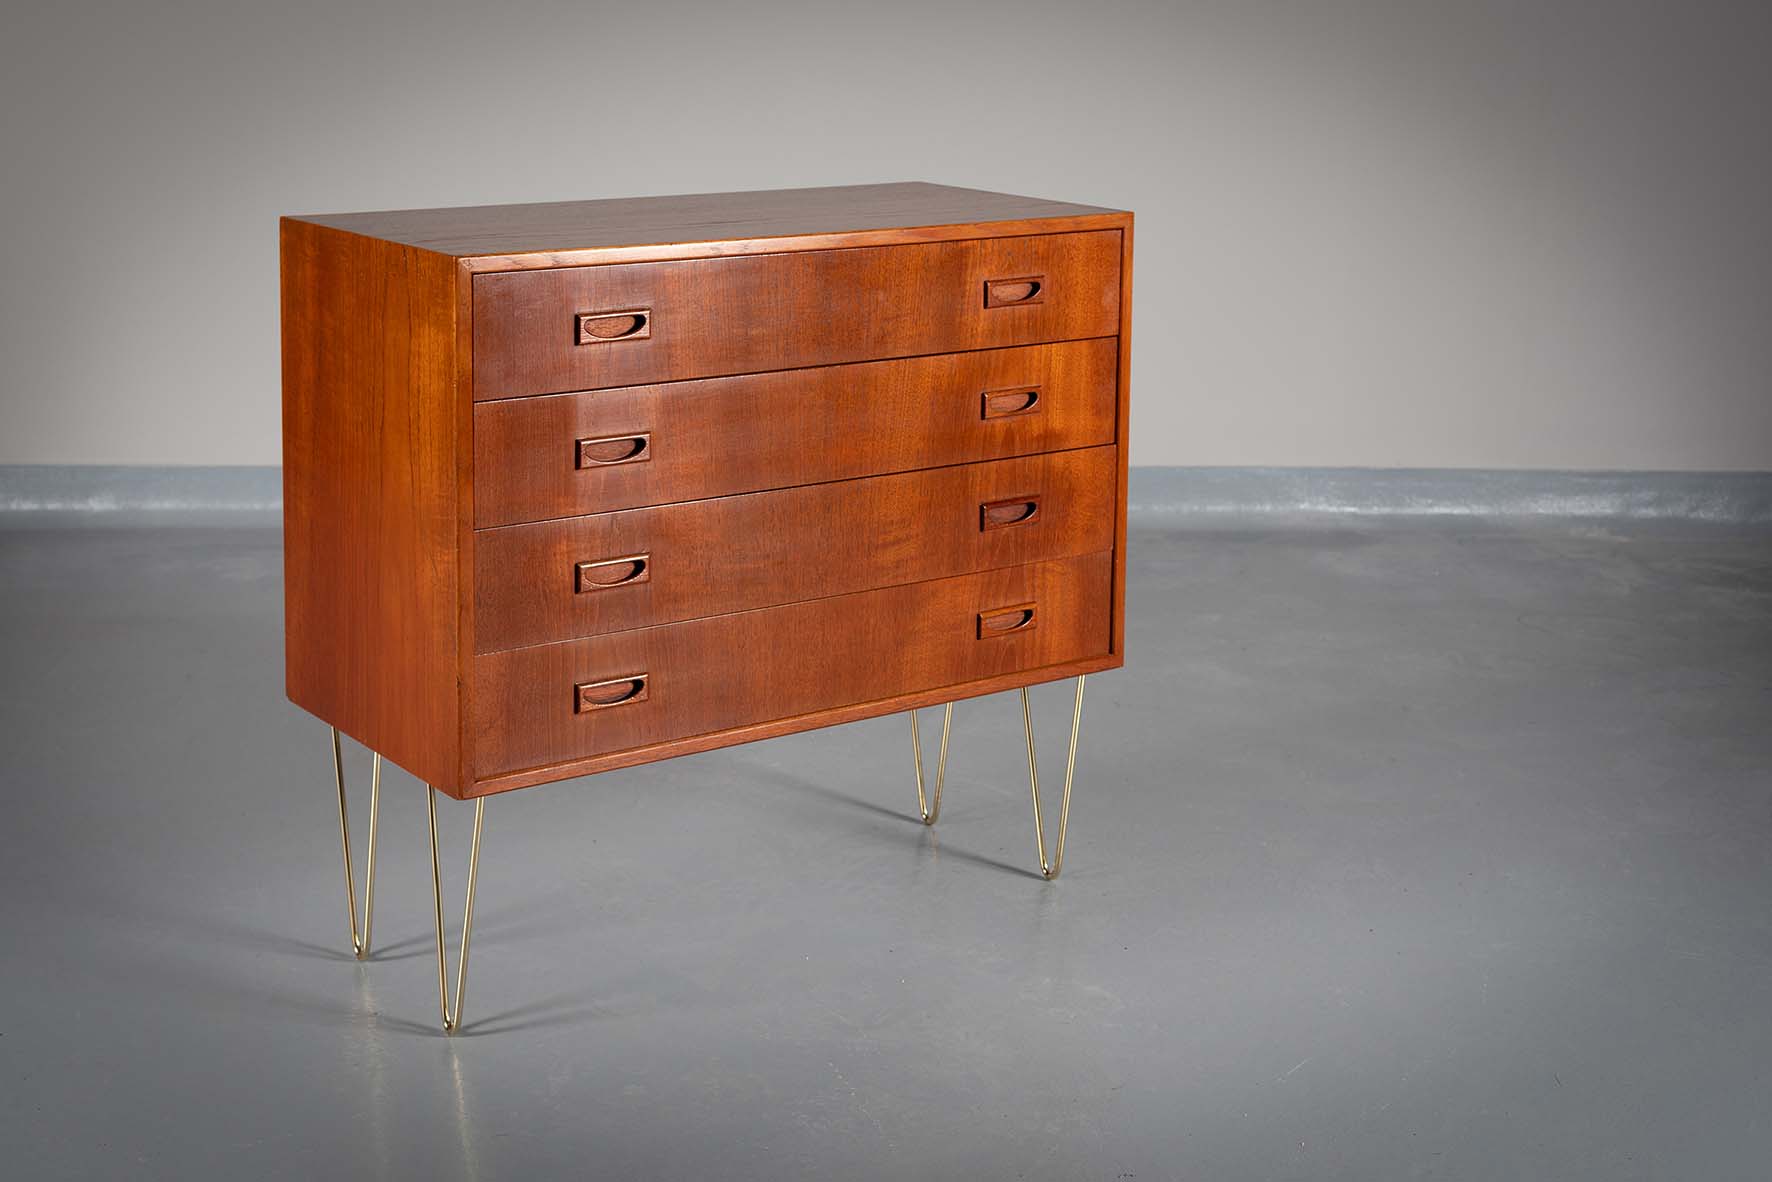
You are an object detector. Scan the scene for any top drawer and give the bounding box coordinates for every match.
[471,230,1122,399]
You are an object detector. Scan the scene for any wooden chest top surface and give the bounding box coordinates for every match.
[289,181,1128,259]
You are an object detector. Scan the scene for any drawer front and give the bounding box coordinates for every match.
[471,231,1122,400]
[471,552,1112,778]
[473,338,1117,527]
[474,446,1117,652]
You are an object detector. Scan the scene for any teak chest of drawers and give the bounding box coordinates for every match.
[281,182,1133,1030]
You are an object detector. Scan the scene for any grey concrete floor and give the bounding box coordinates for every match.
[2,514,1769,1180]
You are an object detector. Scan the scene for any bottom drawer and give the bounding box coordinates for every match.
[470,551,1113,779]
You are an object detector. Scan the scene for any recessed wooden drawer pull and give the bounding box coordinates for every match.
[575,674,650,713]
[984,275,1045,308]
[575,554,650,592]
[576,433,651,468]
[978,602,1037,638]
[980,494,1042,530]
[982,386,1042,419]
[575,308,651,344]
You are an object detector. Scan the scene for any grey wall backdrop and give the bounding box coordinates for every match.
[2,0,1770,471]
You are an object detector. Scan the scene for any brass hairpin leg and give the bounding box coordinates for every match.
[1023,675,1086,880]
[909,702,955,825]
[427,786,485,1033]
[331,727,380,959]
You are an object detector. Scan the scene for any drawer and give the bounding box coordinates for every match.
[473,338,1118,527]
[470,552,1112,779]
[471,231,1122,400]
[473,446,1117,652]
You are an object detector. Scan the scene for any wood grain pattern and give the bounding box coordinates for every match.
[473,447,1116,652]
[471,231,1121,398]
[471,552,1112,779]
[290,181,1124,260]
[472,338,1117,526]
[472,653,1121,795]
[280,219,464,790]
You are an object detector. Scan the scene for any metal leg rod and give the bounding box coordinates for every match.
[1023,675,1087,880]
[331,727,381,958]
[908,677,1088,878]
[427,786,485,1034]
[909,702,955,825]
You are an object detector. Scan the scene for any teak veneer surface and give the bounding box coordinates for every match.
[471,553,1113,779]
[281,220,466,789]
[473,447,1118,651]
[471,230,1121,398]
[280,183,1131,796]
[472,339,1118,526]
[290,181,1124,259]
